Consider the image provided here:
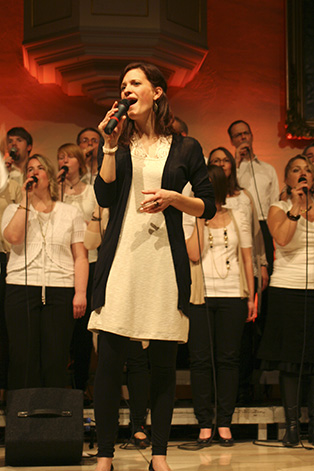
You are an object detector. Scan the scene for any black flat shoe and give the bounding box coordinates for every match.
[132,427,151,449]
[177,436,212,451]
[196,437,212,448]
[282,429,299,447]
[218,435,234,447]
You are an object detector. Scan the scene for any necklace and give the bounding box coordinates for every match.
[206,223,230,279]
[37,210,52,245]
[66,178,81,189]
[300,205,312,214]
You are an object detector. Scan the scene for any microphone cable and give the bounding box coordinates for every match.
[249,156,266,222]
[178,217,218,450]
[253,191,313,450]
[90,153,94,185]
[61,180,65,202]
[294,188,312,450]
[23,191,31,389]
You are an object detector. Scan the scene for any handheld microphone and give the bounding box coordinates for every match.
[298,176,308,194]
[26,176,38,190]
[60,165,69,182]
[9,147,19,161]
[104,98,137,135]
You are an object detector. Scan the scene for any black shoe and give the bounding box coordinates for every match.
[132,426,150,449]
[149,460,154,471]
[308,419,314,445]
[196,437,212,448]
[218,435,234,447]
[282,406,299,447]
[282,428,299,447]
[178,437,212,451]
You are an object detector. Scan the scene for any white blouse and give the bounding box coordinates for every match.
[184,208,252,297]
[2,202,86,300]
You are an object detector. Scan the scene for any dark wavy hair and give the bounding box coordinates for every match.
[208,147,242,197]
[207,164,228,206]
[117,62,174,145]
[284,154,314,195]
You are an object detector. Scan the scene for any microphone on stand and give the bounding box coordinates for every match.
[60,165,69,182]
[104,98,137,135]
[9,147,19,161]
[26,176,38,190]
[298,176,308,194]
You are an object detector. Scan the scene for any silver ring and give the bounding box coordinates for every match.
[155,201,159,207]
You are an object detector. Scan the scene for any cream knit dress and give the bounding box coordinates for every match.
[88,135,189,342]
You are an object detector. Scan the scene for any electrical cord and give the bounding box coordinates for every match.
[178,218,218,450]
[254,191,314,450]
[249,156,266,221]
[61,180,65,202]
[295,190,313,450]
[24,192,31,389]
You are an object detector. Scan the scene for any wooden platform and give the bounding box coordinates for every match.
[1,403,308,440]
[82,405,310,441]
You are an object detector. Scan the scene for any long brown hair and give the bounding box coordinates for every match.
[208,147,242,197]
[207,164,228,206]
[118,62,174,145]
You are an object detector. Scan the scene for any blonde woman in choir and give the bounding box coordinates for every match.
[258,155,314,447]
[2,154,88,390]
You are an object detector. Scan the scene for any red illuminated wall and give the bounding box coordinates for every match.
[0,0,309,187]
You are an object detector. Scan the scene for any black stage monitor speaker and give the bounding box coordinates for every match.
[5,388,84,466]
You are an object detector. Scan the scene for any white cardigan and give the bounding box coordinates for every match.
[2,202,86,292]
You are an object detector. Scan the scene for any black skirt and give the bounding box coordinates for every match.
[258,287,314,371]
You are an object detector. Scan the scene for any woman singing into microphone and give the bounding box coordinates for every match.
[258,155,314,446]
[88,62,216,471]
[1,154,88,390]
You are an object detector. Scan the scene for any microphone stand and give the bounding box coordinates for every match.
[90,153,94,185]
[60,173,66,202]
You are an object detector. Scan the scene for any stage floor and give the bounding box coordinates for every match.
[1,438,314,470]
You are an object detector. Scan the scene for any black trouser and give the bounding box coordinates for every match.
[188,298,247,428]
[94,332,177,457]
[5,285,75,389]
[238,221,274,399]
[0,255,8,389]
[127,340,150,432]
[71,262,95,391]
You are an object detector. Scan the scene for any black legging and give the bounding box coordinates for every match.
[94,331,177,457]
[188,297,247,428]
[127,340,150,432]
